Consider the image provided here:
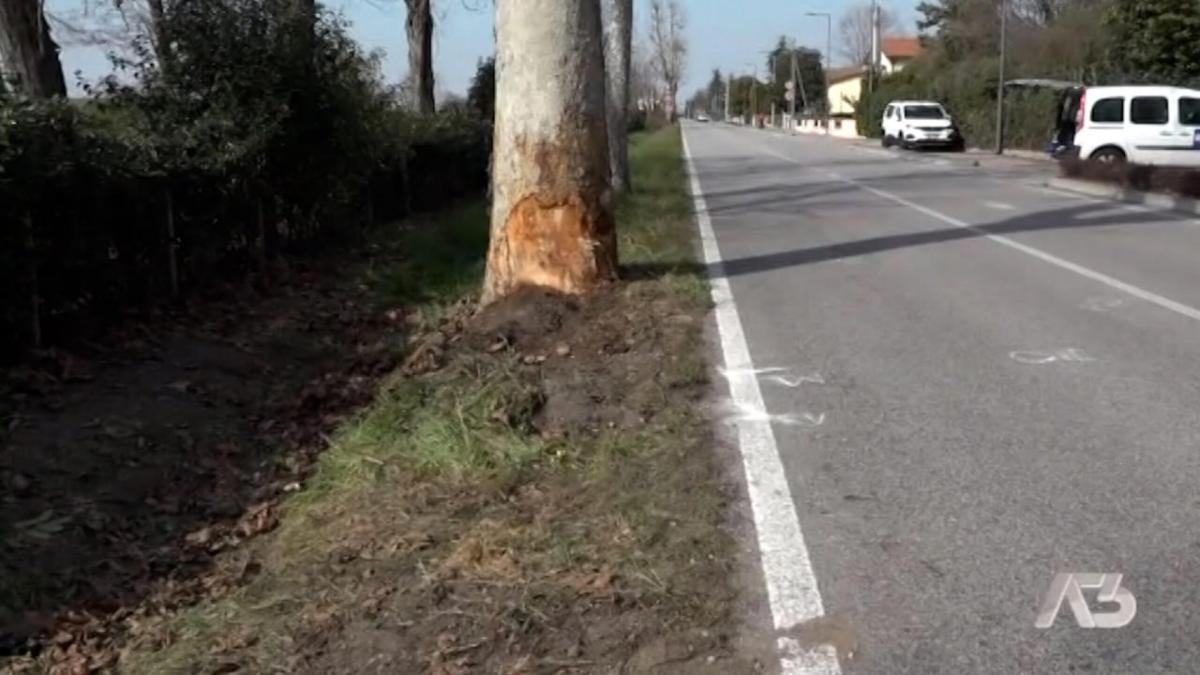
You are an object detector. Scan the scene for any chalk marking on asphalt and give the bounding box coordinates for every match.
[1009,348,1095,365]
[683,128,842,675]
[765,373,826,388]
[719,366,790,377]
[760,145,1200,327]
[721,401,827,428]
[1081,296,1126,313]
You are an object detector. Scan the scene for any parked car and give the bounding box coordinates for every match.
[695,112,710,122]
[1050,85,1200,166]
[881,100,965,151]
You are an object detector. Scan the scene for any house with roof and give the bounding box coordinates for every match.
[880,37,922,73]
[800,36,923,137]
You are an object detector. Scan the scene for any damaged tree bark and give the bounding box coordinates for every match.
[483,0,616,304]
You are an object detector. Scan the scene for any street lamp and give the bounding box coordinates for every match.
[805,12,833,135]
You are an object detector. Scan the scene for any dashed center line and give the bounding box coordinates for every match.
[761,143,1200,327]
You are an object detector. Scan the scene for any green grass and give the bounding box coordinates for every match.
[619,128,710,308]
[121,126,721,673]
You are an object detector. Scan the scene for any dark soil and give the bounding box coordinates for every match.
[0,250,410,672]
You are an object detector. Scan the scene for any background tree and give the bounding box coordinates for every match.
[483,0,616,303]
[647,0,685,121]
[629,37,657,114]
[602,0,632,193]
[405,0,435,113]
[466,56,495,120]
[839,1,898,65]
[1105,0,1200,85]
[766,36,825,114]
[706,68,724,118]
[727,75,770,118]
[0,0,68,97]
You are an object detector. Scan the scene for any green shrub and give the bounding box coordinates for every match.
[0,0,490,356]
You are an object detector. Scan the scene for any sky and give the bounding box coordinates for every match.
[51,0,923,99]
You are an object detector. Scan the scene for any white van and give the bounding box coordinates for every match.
[1058,85,1200,165]
[881,100,965,151]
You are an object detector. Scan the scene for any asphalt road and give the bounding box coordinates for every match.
[684,122,1200,674]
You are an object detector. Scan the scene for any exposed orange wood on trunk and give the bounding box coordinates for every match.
[493,193,617,295]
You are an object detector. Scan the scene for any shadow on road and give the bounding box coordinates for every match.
[626,199,1178,282]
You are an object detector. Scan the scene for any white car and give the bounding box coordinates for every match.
[1056,85,1200,165]
[881,100,964,151]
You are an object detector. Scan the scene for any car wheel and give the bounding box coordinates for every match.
[1090,146,1126,164]
[882,135,892,148]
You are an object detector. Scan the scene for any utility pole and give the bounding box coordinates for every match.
[789,49,798,133]
[995,0,1008,154]
[768,53,776,127]
[868,0,879,94]
[725,72,732,122]
[807,12,833,135]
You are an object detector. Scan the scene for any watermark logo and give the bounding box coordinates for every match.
[1035,573,1136,629]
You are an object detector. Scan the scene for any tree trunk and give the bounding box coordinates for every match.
[483,0,616,304]
[144,0,174,76]
[0,0,66,98]
[405,0,435,115]
[602,0,632,194]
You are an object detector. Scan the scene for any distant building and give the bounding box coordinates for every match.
[880,37,922,74]
[825,36,924,118]
[827,65,869,117]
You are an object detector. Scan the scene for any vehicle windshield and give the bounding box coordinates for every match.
[904,105,947,119]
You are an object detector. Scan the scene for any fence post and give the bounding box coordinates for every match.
[24,211,41,350]
[165,187,179,298]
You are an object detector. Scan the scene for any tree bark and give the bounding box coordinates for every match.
[0,0,67,98]
[602,0,632,194]
[144,0,174,76]
[483,0,616,304]
[405,0,435,115]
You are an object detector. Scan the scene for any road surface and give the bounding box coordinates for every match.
[684,122,1200,674]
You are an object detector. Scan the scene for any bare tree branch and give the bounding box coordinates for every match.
[647,0,685,121]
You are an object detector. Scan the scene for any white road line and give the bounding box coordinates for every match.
[984,201,1015,211]
[682,128,842,675]
[761,144,1200,325]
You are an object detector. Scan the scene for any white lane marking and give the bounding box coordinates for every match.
[683,129,841,675]
[760,145,1200,326]
[984,201,1015,211]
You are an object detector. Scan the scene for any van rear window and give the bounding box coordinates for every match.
[1131,97,1169,125]
[1180,98,1200,126]
[1091,97,1124,123]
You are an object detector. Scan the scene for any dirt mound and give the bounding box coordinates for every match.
[467,285,706,438]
